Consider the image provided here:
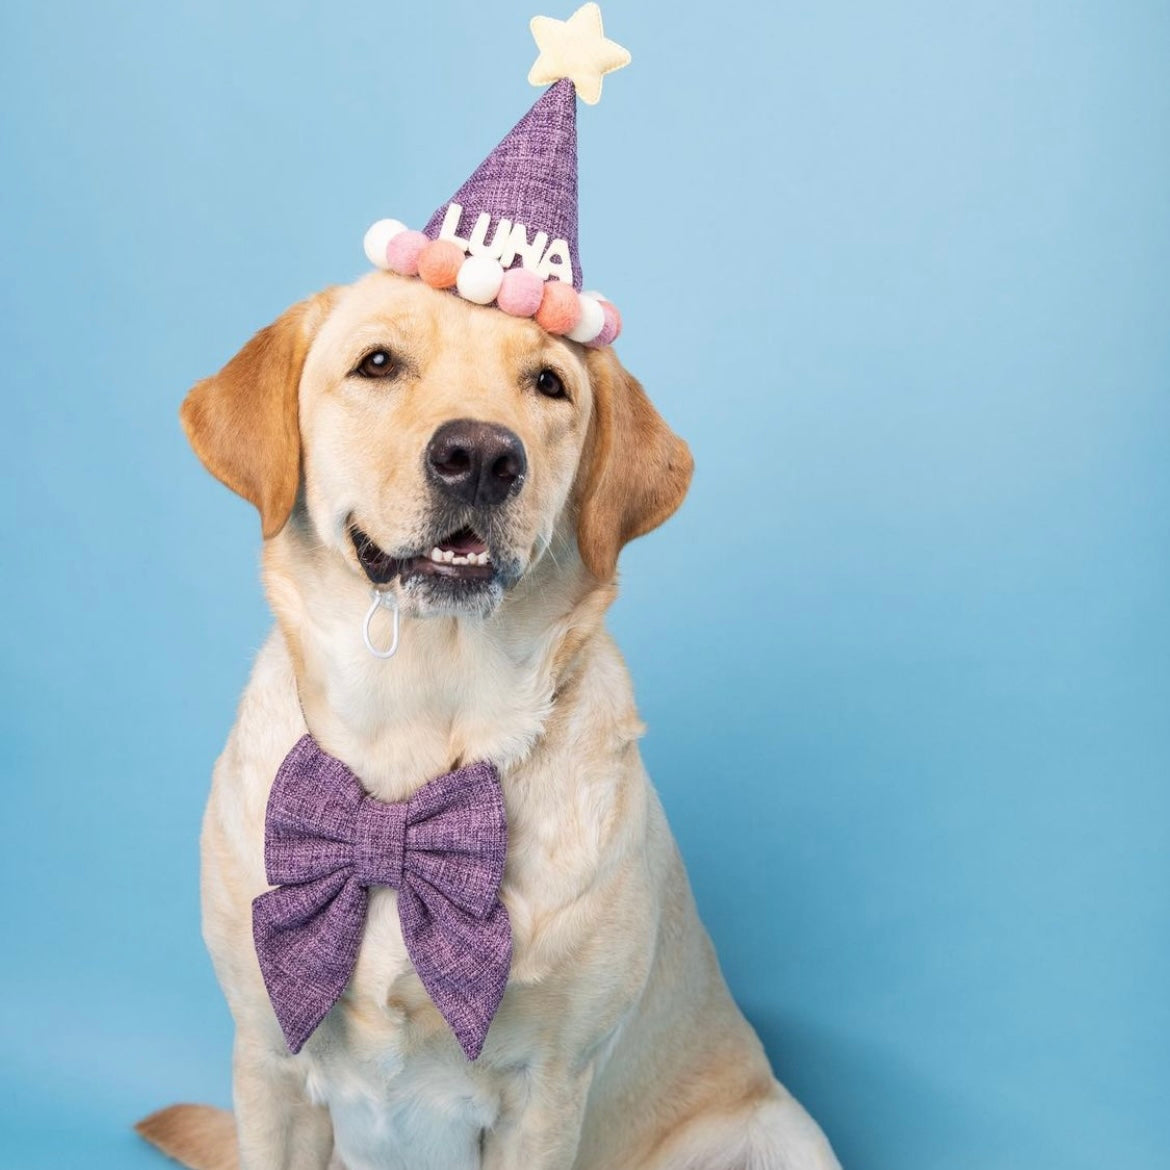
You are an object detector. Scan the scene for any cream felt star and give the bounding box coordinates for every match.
[528,3,631,106]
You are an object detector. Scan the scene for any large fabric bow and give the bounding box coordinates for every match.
[251,734,512,1060]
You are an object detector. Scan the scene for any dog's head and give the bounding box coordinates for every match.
[181,273,692,617]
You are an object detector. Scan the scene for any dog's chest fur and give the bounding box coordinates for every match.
[205,601,646,1170]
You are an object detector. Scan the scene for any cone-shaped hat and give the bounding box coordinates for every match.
[424,79,580,289]
[362,4,629,347]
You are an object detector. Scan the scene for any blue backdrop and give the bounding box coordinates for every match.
[2,2,1167,1167]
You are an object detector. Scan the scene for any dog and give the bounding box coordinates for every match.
[137,272,841,1170]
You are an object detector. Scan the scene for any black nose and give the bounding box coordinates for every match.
[426,419,527,508]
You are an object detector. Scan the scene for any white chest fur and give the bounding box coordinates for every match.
[205,583,643,1170]
[300,887,500,1170]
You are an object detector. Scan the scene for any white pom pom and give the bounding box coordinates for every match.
[456,255,505,305]
[567,294,605,343]
[363,219,406,269]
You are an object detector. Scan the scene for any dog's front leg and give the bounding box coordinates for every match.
[482,1062,593,1170]
[233,1029,334,1170]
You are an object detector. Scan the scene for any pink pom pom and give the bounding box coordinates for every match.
[535,282,581,335]
[591,300,623,347]
[496,268,545,316]
[418,240,465,289]
[385,230,429,276]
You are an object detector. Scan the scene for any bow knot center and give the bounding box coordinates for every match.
[354,797,407,889]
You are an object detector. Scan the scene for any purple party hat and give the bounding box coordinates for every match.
[423,80,581,290]
[362,4,629,347]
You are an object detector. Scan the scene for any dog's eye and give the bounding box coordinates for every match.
[354,350,397,379]
[535,368,567,400]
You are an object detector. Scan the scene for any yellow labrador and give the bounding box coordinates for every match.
[138,273,840,1170]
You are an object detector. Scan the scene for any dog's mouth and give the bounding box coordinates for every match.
[351,525,494,586]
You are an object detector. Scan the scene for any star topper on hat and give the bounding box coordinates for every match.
[362,3,629,348]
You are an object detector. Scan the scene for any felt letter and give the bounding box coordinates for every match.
[438,203,470,250]
[467,214,513,260]
[538,238,574,284]
[498,222,550,273]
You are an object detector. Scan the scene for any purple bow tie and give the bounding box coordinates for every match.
[251,734,512,1061]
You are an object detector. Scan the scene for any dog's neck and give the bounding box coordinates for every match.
[263,518,612,803]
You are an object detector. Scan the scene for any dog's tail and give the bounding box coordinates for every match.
[135,1104,238,1170]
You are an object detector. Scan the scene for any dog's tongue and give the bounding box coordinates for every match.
[438,528,487,556]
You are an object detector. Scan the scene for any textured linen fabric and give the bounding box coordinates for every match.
[251,735,512,1061]
[423,78,583,289]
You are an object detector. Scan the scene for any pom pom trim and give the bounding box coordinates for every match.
[363,218,621,347]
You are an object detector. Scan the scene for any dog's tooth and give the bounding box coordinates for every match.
[451,555,468,565]
[430,547,443,562]
[442,550,455,563]
[478,552,490,565]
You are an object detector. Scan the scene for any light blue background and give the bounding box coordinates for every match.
[1,2,1167,1167]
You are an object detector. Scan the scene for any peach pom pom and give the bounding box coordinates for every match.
[496,268,545,316]
[385,230,429,276]
[535,282,581,335]
[592,300,622,347]
[418,240,465,289]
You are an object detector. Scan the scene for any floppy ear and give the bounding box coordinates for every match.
[576,347,694,581]
[179,289,337,539]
